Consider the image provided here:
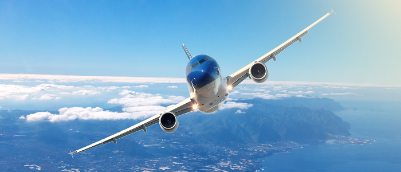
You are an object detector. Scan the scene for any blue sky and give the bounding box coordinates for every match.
[1,0,400,85]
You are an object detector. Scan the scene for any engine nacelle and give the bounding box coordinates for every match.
[159,112,179,133]
[249,62,268,83]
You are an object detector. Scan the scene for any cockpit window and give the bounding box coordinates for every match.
[191,56,211,69]
[199,57,207,64]
[192,61,200,68]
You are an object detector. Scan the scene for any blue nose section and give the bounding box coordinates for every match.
[186,55,220,90]
[189,70,217,89]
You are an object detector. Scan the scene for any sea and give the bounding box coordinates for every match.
[259,100,401,172]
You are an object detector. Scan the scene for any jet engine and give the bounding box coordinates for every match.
[249,62,268,83]
[159,112,179,133]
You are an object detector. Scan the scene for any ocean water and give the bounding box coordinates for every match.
[260,100,401,172]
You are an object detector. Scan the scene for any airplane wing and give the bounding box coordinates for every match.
[226,10,334,89]
[71,97,196,155]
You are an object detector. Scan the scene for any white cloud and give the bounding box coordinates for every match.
[241,92,291,99]
[0,74,186,84]
[32,94,61,100]
[108,90,185,107]
[168,86,178,88]
[220,101,253,110]
[288,91,314,94]
[0,83,73,100]
[25,108,134,122]
[72,90,100,95]
[2,74,401,88]
[35,84,74,90]
[24,90,186,122]
[229,90,240,95]
[97,86,119,90]
[19,116,25,119]
[321,92,356,96]
[122,86,131,88]
[0,84,37,100]
[133,85,148,88]
[235,110,245,114]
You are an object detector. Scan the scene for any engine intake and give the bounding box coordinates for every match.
[159,112,179,133]
[249,62,268,83]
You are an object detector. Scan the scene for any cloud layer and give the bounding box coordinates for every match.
[0,74,186,83]
[23,89,256,122]
[0,84,73,100]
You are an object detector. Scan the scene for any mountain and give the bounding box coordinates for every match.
[180,98,350,144]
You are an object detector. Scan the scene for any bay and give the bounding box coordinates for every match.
[259,100,401,172]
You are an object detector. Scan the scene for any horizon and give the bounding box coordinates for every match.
[0,73,400,115]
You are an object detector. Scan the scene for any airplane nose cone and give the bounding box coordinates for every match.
[191,71,216,89]
[186,55,221,90]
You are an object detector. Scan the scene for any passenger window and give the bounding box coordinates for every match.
[192,62,200,68]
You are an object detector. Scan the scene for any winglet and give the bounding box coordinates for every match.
[330,9,336,15]
[69,151,77,158]
[182,44,192,60]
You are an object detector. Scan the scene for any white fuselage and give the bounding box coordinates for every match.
[188,76,229,113]
[185,55,229,113]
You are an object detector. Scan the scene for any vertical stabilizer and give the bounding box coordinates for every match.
[182,44,192,60]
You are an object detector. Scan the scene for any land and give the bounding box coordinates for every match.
[0,97,373,171]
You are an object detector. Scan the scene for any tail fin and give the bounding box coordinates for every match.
[182,44,192,60]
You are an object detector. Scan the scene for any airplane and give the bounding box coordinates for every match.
[71,10,334,155]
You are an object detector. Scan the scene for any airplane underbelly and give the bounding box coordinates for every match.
[195,77,229,113]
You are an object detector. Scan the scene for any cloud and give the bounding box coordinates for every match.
[241,80,401,87]
[35,84,74,90]
[72,90,100,95]
[235,110,245,114]
[122,86,131,88]
[0,83,76,100]
[2,74,401,88]
[32,94,61,100]
[295,95,306,97]
[288,91,314,94]
[321,92,356,96]
[229,90,240,95]
[108,90,185,107]
[168,86,178,88]
[220,101,253,110]
[133,85,149,88]
[241,92,291,99]
[0,74,186,84]
[0,85,34,100]
[25,107,134,122]
[19,116,25,119]
[23,90,186,122]
[97,86,119,90]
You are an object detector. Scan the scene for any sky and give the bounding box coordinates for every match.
[1,0,400,85]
